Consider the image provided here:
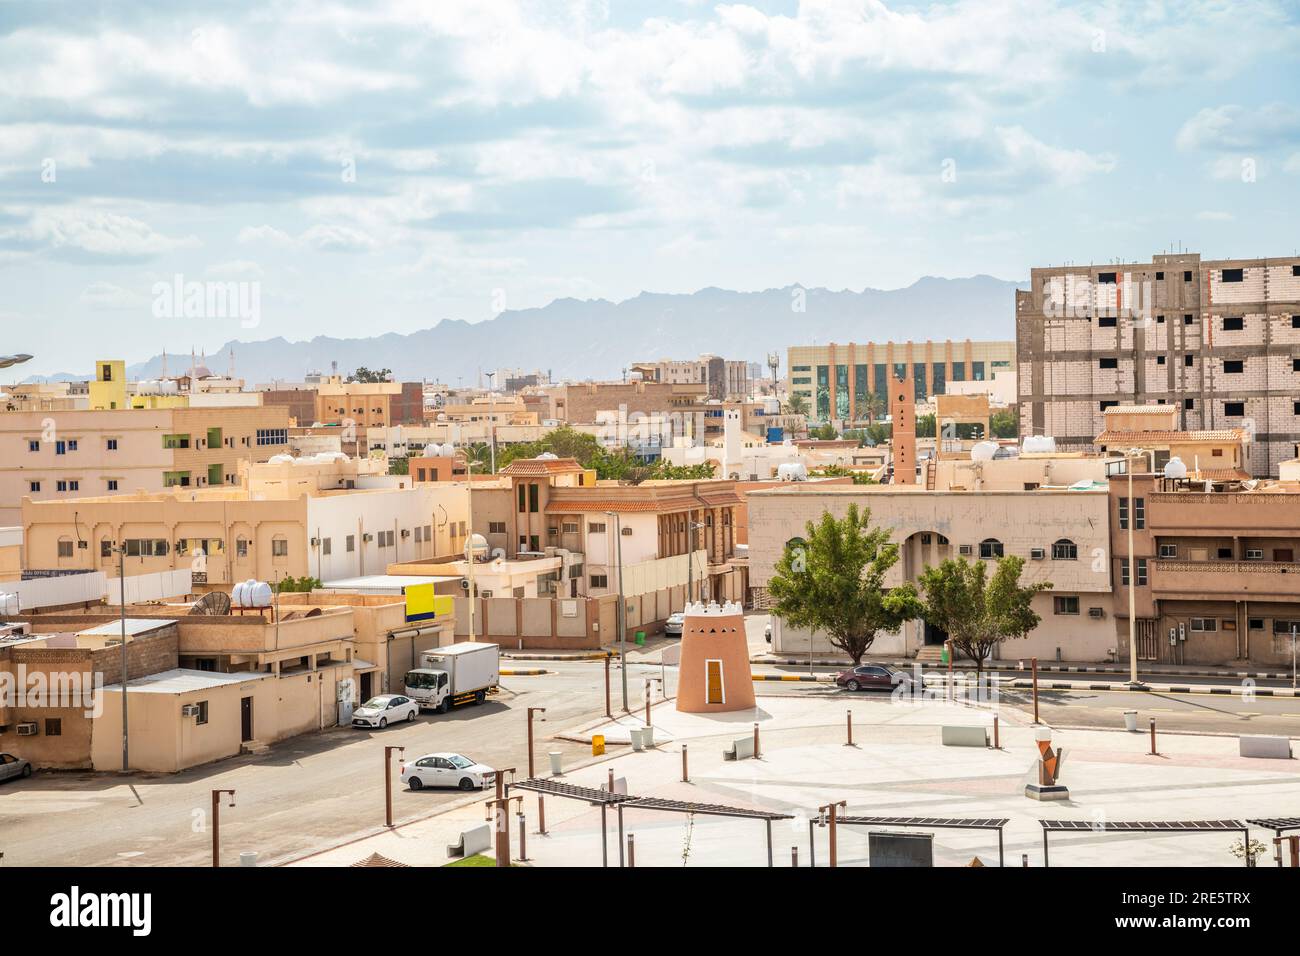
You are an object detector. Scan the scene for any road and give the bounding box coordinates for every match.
[0,665,635,868]
[4,632,1296,866]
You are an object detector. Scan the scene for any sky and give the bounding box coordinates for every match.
[2,0,1299,378]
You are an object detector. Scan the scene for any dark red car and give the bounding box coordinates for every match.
[835,663,907,692]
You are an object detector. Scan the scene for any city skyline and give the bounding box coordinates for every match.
[3,0,1299,377]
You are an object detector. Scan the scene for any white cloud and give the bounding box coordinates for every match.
[30,210,198,258]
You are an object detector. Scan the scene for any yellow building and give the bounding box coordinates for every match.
[88,359,127,411]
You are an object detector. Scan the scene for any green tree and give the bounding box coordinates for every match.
[809,422,839,440]
[916,556,1051,675]
[854,392,881,426]
[785,392,809,417]
[388,454,411,476]
[809,464,877,485]
[916,412,936,438]
[349,367,392,383]
[275,575,322,593]
[990,409,1019,439]
[767,503,922,664]
[649,460,716,480]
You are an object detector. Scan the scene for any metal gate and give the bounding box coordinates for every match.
[1135,619,1159,661]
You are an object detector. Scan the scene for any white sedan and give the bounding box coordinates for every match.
[352,694,419,729]
[401,752,497,792]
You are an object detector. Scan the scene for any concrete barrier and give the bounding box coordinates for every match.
[1239,735,1293,759]
[446,823,492,859]
[724,735,756,761]
[941,725,989,747]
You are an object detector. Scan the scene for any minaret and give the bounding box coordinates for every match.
[160,349,169,379]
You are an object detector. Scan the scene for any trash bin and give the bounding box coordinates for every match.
[1123,711,1138,732]
[643,725,654,748]
[635,631,646,646]
[940,646,950,665]
[630,728,644,751]
[592,734,606,756]
[549,751,563,776]
[239,851,258,868]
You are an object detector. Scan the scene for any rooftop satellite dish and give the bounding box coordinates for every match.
[189,591,232,616]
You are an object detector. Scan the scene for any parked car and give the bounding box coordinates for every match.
[835,663,908,692]
[352,694,419,729]
[401,752,497,791]
[0,753,31,783]
[664,612,685,637]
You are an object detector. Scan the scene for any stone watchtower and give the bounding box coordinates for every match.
[675,601,755,714]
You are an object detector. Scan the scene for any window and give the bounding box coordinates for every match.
[124,539,168,557]
[27,439,39,452]
[1184,355,1194,367]
[1293,316,1300,329]
[590,574,608,588]
[562,521,579,534]
[107,480,118,491]
[1155,271,1164,280]
[414,527,423,543]
[255,428,288,447]
[322,538,332,556]
[1294,402,1300,416]
[162,433,190,449]
[1098,316,1117,328]
[1134,497,1145,529]
[588,522,606,534]
[1156,314,1165,323]
[423,525,431,542]
[1136,557,1147,585]
[517,484,526,512]
[1223,360,1243,373]
[28,480,40,493]
[1217,547,1233,560]
[1184,314,1193,325]
[1274,620,1300,635]
[528,483,539,513]
[978,538,1003,559]
[1184,398,1195,410]
[1294,266,1300,277]
[1099,400,1118,411]
[45,718,62,736]
[101,540,113,558]
[1054,596,1079,615]
[488,521,506,534]
[195,700,209,725]
[1223,317,1243,331]
[1249,618,1264,631]
[1183,271,1192,281]
[1159,543,1177,558]
[56,480,68,492]
[1224,401,1245,417]
[236,538,249,558]
[68,439,77,451]
[1294,358,1300,372]
[346,535,355,553]
[57,540,74,558]
[1190,618,1217,632]
[271,538,289,557]
[1156,355,1166,365]
[1097,272,1117,284]
[1051,539,1077,560]
[1221,268,1243,282]
[1098,357,1118,369]
[106,438,118,451]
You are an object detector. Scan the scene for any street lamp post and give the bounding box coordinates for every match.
[211,789,236,867]
[113,544,128,772]
[384,746,404,827]
[456,454,486,642]
[605,511,628,712]
[527,707,546,778]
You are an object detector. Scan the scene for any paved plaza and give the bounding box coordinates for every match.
[289,691,1300,868]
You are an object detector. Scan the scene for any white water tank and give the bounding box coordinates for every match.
[0,592,19,616]
[232,579,273,608]
[970,440,999,461]
[439,443,456,457]
[1163,456,1188,480]
[268,454,295,465]
[1022,435,1057,454]
[777,462,808,482]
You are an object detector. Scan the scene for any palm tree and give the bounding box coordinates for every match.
[855,392,881,426]
[786,392,809,417]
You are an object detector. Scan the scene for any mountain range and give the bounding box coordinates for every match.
[36,275,1026,385]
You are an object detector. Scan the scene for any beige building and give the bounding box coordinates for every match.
[1016,251,1300,476]
[749,484,1115,662]
[629,355,751,402]
[1093,404,1248,480]
[787,339,1015,424]
[20,456,470,588]
[0,404,291,525]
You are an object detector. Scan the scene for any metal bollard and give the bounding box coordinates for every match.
[538,795,546,835]
[681,743,689,782]
[791,846,798,867]
[627,833,635,868]
[517,812,527,861]
[549,751,563,776]
[753,722,760,760]
[1150,717,1158,755]
[846,710,853,747]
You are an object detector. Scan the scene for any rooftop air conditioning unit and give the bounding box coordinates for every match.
[181,704,200,717]
[621,527,632,536]
[460,579,470,590]
[1088,607,1105,619]
[958,544,973,556]
[1030,548,1046,560]
[16,722,37,736]
[400,529,410,538]
[310,537,320,547]
[362,533,373,542]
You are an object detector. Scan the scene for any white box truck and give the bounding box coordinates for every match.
[404,642,501,714]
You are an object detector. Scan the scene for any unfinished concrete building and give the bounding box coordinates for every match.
[1016,252,1300,476]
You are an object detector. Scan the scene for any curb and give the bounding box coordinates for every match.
[502,652,611,662]
[1003,679,1298,697]
[500,668,550,676]
[750,657,1297,682]
[752,674,832,683]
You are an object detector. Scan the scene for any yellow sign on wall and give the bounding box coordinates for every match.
[404,583,453,623]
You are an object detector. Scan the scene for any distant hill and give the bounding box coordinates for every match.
[39,276,1026,384]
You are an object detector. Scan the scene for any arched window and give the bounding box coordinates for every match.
[1052,538,1078,560]
[979,538,1003,559]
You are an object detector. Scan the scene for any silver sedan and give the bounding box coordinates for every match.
[0,752,31,783]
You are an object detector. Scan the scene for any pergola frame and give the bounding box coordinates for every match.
[811,815,1009,867]
[510,778,792,867]
[1039,819,1249,867]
